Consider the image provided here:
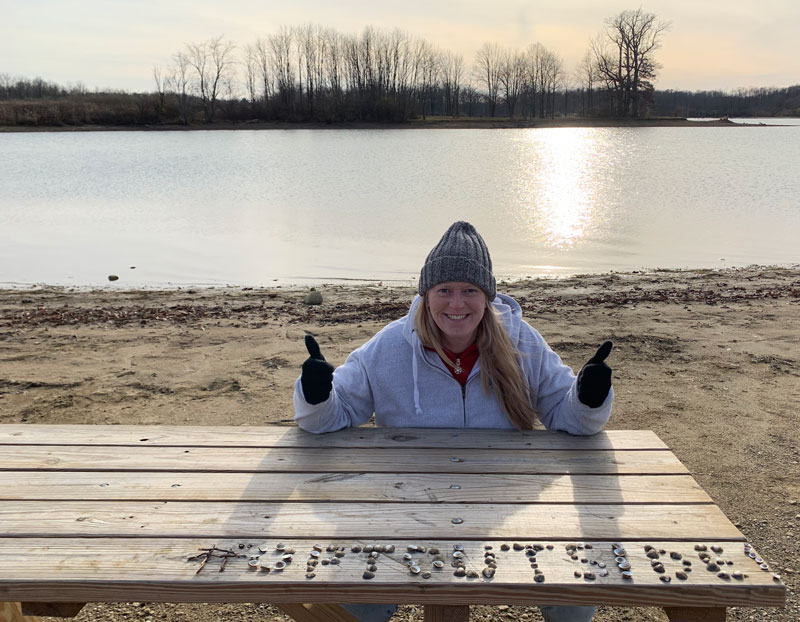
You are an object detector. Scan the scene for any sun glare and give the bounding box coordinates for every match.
[515,128,598,249]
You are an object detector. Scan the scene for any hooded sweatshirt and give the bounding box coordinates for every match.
[293,293,612,434]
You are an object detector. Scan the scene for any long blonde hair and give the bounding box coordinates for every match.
[414,295,536,430]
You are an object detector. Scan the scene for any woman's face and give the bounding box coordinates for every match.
[426,281,487,352]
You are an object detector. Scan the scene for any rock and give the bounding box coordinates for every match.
[498,605,510,611]
[107,275,119,282]
[304,289,323,305]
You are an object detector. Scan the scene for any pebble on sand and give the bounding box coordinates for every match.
[304,289,323,305]
[108,275,119,282]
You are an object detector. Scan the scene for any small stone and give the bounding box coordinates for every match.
[706,563,720,572]
[534,574,545,583]
[483,567,496,578]
[454,567,467,577]
[676,571,688,580]
[670,552,682,560]
[422,571,431,579]
[660,575,671,583]
[363,571,375,580]
[351,545,362,553]
[501,543,510,551]
[513,543,524,551]
[466,570,479,578]
[583,571,595,580]
[574,570,582,578]
[108,275,119,282]
[305,572,316,579]
[303,289,323,305]
[718,571,730,580]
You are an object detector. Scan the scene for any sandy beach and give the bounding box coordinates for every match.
[1,266,798,622]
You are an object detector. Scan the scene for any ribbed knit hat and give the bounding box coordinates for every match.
[418,221,496,299]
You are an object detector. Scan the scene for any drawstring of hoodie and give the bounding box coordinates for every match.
[411,347,423,417]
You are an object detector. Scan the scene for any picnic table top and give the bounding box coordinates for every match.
[0,424,786,609]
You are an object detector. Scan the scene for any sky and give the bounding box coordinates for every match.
[2,0,798,93]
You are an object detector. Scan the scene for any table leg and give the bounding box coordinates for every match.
[0,602,39,622]
[21,603,85,618]
[664,607,726,622]
[276,603,357,622]
[423,605,470,622]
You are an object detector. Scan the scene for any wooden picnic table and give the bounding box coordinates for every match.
[0,425,785,622]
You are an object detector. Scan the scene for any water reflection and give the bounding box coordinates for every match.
[516,129,598,250]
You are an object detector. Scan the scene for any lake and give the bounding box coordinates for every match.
[1,121,798,287]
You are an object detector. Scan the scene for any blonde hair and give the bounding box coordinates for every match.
[414,295,537,430]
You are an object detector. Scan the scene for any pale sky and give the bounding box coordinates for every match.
[2,0,798,93]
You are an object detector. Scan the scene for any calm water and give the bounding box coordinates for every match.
[1,122,798,287]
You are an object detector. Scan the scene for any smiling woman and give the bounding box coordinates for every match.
[293,220,614,621]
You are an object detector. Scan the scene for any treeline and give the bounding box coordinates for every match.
[650,86,800,118]
[1,15,798,127]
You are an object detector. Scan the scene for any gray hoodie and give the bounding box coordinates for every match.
[293,293,612,434]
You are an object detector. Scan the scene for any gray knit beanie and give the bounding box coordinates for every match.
[418,221,496,299]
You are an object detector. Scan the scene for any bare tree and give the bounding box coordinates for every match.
[269,26,295,110]
[474,43,502,116]
[152,65,166,114]
[575,50,596,115]
[185,36,237,123]
[167,52,192,124]
[592,8,670,117]
[440,51,463,116]
[498,49,525,118]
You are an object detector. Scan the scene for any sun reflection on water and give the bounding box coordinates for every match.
[515,128,600,249]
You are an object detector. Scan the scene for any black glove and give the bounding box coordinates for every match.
[301,335,334,405]
[577,341,613,408]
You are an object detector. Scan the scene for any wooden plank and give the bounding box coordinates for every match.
[20,603,84,618]
[0,447,688,475]
[0,603,38,622]
[0,539,784,607]
[664,607,726,621]
[0,426,669,450]
[276,604,357,622]
[0,472,712,504]
[424,605,469,622]
[0,501,742,540]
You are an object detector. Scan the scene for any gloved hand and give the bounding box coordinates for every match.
[577,341,613,408]
[301,335,334,405]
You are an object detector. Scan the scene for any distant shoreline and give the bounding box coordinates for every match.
[0,116,791,133]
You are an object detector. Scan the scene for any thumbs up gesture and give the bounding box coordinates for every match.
[301,335,335,405]
[577,341,613,408]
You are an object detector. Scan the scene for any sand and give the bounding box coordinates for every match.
[1,266,798,622]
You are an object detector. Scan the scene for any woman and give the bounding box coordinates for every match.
[295,221,613,622]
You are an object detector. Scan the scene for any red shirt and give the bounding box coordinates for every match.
[425,343,480,386]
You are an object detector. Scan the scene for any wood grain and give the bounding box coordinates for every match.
[0,501,742,540]
[424,605,469,622]
[0,426,668,451]
[0,472,711,504]
[0,539,784,607]
[0,447,688,475]
[0,602,38,622]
